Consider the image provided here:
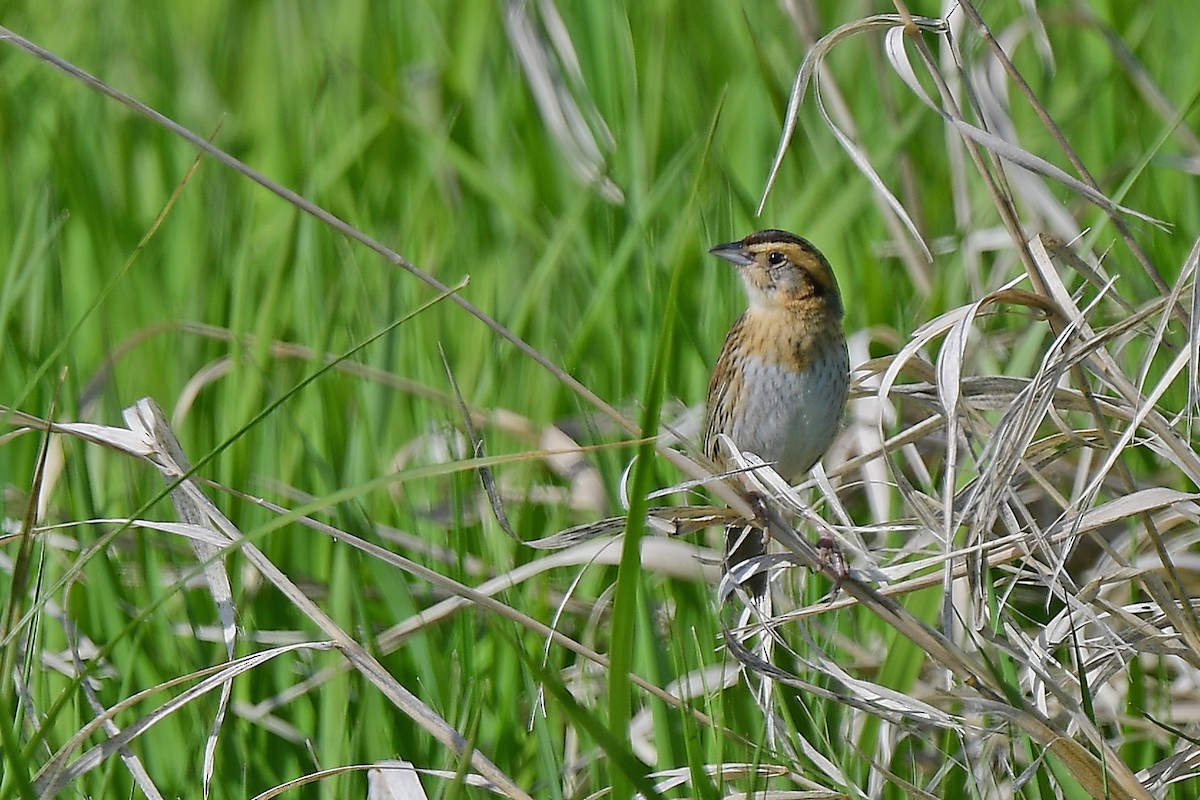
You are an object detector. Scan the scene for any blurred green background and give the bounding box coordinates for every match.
[2,1,1198,798]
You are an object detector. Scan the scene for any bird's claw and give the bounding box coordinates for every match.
[815,534,848,594]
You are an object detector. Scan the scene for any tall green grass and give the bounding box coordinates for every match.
[2,1,1199,798]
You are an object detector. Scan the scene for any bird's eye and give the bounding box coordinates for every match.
[767,251,787,267]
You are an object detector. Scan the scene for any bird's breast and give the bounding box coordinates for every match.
[723,333,849,481]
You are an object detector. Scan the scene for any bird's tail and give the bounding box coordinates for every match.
[724,523,768,599]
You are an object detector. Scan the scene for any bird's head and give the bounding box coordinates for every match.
[709,229,842,316]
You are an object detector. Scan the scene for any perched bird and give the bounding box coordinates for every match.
[703,229,850,599]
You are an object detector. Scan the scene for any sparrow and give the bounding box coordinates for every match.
[702,229,850,599]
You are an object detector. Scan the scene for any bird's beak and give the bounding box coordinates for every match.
[708,240,754,267]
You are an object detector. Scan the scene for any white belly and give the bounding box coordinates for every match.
[727,345,848,481]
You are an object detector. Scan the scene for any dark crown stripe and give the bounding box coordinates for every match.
[742,229,812,248]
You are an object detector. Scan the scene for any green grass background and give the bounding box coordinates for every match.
[2,1,1199,798]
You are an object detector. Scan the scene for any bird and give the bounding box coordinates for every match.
[702,229,850,600]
